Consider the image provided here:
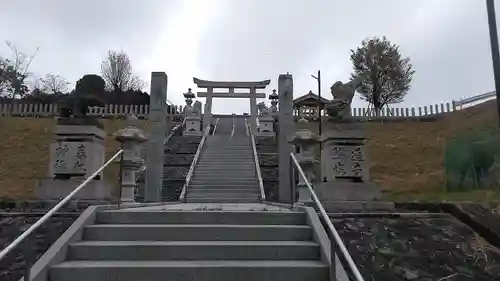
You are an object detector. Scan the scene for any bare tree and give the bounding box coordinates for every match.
[40,73,69,94]
[1,41,40,99]
[100,50,144,93]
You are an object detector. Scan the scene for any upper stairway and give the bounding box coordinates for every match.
[186,135,261,203]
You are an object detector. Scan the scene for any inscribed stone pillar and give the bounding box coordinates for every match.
[202,88,213,129]
[250,87,258,133]
[145,72,167,202]
[278,74,294,203]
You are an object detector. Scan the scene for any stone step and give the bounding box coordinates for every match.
[200,156,254,160]
[186,198,262,203]
[84,225,312,241]
[187,193,259,200]
[189,184,260,189]
[193,173,256,178]
[68,241,320,261]
[196,161,256,165]
[194,167,255,171]
[203,151,252,154]
[50,260,328,281]
[96,211,306,225]
[190,173,256,178]
[188,188,260,193]
[190,179,257,185]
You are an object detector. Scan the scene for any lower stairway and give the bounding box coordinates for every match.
[186,134,261,203]
[48,208,329,281]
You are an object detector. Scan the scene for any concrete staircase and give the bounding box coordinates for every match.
[186,135,261,203]
[49,209,328,281]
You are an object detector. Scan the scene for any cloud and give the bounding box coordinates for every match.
[1,0,499,113]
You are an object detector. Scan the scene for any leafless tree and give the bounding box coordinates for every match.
[40,73,69,94]
[1,41,40,98]
[100,50,144,93]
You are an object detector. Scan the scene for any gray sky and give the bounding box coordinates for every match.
[0,0,498,113]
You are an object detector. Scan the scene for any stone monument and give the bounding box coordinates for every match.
[316,77,385,210]
[278,73,294,203]
[183,88,202,136]
[145,72,167,202]
[289,117,319,203]
[257,101,275,136]
[35,93,113,200]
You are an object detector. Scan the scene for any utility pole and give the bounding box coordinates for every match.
[486,0,500,124]
[311,70,322,136]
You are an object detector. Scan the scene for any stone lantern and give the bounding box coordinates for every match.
[289,118,319,203]
[183,88,202,136]
[114,126,148,202]
[269,89,279,116]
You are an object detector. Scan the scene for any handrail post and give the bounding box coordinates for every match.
[115,126,148,203]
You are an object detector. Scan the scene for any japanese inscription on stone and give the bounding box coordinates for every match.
[331,145,364,178]
[52,142,89,175]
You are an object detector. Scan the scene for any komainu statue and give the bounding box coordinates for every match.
[193,101,202,116]
[257,102,269,116]
[325,77,362,120]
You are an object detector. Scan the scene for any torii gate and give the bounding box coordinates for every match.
[193,77,271,133]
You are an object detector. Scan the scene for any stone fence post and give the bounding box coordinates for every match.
[114,126,148,202]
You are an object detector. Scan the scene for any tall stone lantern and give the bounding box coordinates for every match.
[183,88,202,136]
[289,118,319,203]
[269,89,279,116]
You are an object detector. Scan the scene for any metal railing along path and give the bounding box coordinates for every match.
[179,125,211,202]
[246,118,266,201]
[290,153,365,281]
[0,150,124,281]
[213,118,220,135]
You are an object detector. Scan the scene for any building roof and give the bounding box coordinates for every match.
[293,90,330,108]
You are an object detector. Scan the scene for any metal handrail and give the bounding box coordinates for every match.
[213,117,220,135]
[290,153,364,281]
[246,119,266,201]
[179,125,211,201]
[0,149,124,281]
[231,114,236,137]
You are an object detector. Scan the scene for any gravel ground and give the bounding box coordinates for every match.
[0,201,91,281]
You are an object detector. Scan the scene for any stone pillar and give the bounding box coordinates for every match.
[317,121,380,202]
[203,87,213,129]
[250,87,258,133]
[145,72,167,202]
[115,126,148,202]
[278,74,294,203]
[35,120,113,200]
[289,118,319,203]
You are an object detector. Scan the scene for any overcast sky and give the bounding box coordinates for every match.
[0,0,498,113]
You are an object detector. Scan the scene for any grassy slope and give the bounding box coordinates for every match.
[0,118,148,199]
[0,101,498,201]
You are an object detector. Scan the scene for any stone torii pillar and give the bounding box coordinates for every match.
[193,77,270,132]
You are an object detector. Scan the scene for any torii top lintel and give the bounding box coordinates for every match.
[193,77,271,89]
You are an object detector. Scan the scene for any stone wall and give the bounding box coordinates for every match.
[255,136,279,201]
[162,136,202,201]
